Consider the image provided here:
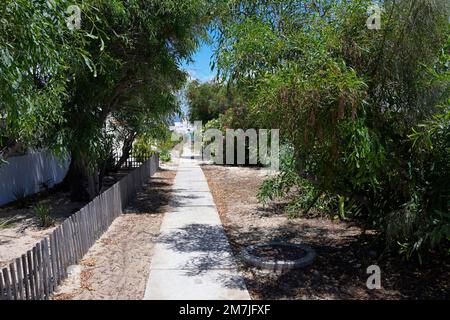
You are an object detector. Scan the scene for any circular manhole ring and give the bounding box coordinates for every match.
[241,242,316,272]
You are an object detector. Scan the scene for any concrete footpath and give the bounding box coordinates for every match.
[143,144,250,300]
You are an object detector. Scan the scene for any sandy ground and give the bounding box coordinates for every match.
[52,160,178,300]
[0,195,85,269]
[202,165,450,300]
[0,171,133,269]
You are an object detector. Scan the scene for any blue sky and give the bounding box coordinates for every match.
[181,41,216,83]
[177,41,217,120]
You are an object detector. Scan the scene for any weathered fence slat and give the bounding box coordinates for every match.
[76,212,84,259]
[40,241,47,299]
[100,194,106,233]
[75,214,82,260]
[89,204,95,246]
[49,233,58,288]
[15,258,23,300]
[0,266,6,300]
[35,242,44,300]
[57,226,64,274]
[91,200,97,241]
[82,209,89,250]
[26,251,35,300]
[66,219,75,265]
[74,212,82,257]
[57,227,67,279]
[9,263,17,300]
[21,254,29,299]
[70,216,77,262]
[53,228,61,282]
[60,224,69,272]
[65,221,73,266]
[42,239,50,298]
[85,207,91,247]
[32,246,39,299]
[83,208,90,249]
[93,198,100,240]
[0,269,4,300]
[106,190,112,225]
[2,268,12,300]
[69,215,79,262]
[82,209,89,254]
[89,206,95,246]
[65,218,74,264]
[74,211,86,259]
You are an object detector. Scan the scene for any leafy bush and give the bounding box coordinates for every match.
[0,217,15,230]
[133,130,182,164]
[388,106,450,259]
[187,81,244,123]
[258,145,336,218]
[133,137,155,164]
[215,0,450,259]
[34,204,54,228]
[159,150,171,162]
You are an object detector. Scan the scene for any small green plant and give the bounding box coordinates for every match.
[159,149,171,162]
[0,217,15,229]
[133,137,155,163]
[34,204,54,228]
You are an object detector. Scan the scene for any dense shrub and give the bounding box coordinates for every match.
[213,0,450,259]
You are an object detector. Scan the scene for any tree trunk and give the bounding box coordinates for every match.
[64,151,99,202]
[114,132,136,170]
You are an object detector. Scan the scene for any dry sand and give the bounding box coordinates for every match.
[0,170,132,269]
[52,160,178,300]
[202,164,450,300]
[0,198,85,269]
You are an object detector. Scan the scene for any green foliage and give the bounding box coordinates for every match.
[1,0,213,199]
[2,0,448,260]
[0,217,15,229]
[214,0,450,258]
[61,0,212,166]
[257,145,300,205]
[204,118,224,133]
[133,128,182,163]
[187,80,244,123]
[34,204,54,228]
[391,105,450,258]
[132,137,154,164]
[159,150,172,162]
[156,134,179,162]
[339,119,386,191]
[0,0,79,151]
[258,145,335,218]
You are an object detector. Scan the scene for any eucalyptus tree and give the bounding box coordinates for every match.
[187,80,237,123]
[1,0,213,200]
[213,0,450,257]
[0,0,89,160]
[59,0,213,200]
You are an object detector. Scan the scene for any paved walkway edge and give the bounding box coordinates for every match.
[143,144,251,300]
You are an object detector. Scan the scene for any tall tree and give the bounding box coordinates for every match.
[1,0,213,200]
[186,80,240,123]
[213,0,450,257]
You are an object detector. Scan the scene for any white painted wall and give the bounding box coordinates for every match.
[0,151,70,206]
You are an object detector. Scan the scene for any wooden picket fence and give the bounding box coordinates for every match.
[0,154,159,300]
